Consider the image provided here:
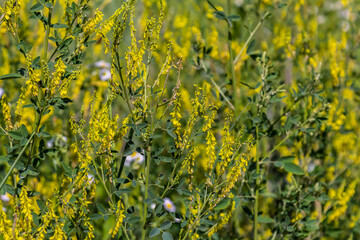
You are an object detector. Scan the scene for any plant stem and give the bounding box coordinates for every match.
[201,60,235,110]
[233,13,268,65]
[227,0,238,114]
[141,52,154,240]
[43,1,54,63]
[0,132,35,192]
[47,10,82,62]
[254,124,260,240]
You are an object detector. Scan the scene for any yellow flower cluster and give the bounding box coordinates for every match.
[0,0,22,31]
[84,217,95,240]
[88,103,119,154]
[125,2,146,82]
[187,191,202,239]
[208,199,236,237]
[26,56,39,96]
[60,69,81,97]
[326,180,357,223]
[218,112,234,176]
[143,1,163,51]
[50,223,66,240]
[203,105,218,183]
[109,198,126,238]
[0,201,12,240]
[83,8,104,33]
[173,147,195,185]
[97,1,130,54]
[1,94,12,130]
[50,59,67,96]
[20,186,33,235]
[170,92,182,148]
[182,86,206,149]
[37,200,57,240]
[154,43,173,87]
[214,135,253,208]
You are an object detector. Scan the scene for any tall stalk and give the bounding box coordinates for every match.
[227,0,238,115]
[254,124,260,240]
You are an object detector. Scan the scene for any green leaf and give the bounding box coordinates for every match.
[0,73,23,80]
[274,161,283,168]
[30,3,44,12]
[0,156,10,163]
[20,167,39,178]
[279,156,296,161]
[160,221,172,230]
[214,11,226,20]
[162,232,173,240]
[246,39,256,54]
[90,213,103,220]
[258,216,275,223]
[19,124,29,137]
[283,162,305,175]
[61,162,74,178]
[52,23,69,29]
[126,216,141,224]
[275,156,296,167]
[116,188,132,194]
[36,199,46,210]
[149,227,161,238]
[214,198,231,210]
[159,156,173,163]
[227,14,241,22]
[8,131,24,140]
[166,129,177,138]
[45,2,53,8]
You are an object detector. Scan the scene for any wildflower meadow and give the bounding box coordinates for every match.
[0,0,359,239]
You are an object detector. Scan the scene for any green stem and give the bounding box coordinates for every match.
[91,157,114,206]
[122,226,130,240]
[43,2,53,64]
[47,10,81,62]
[141,53,154,240]
[182,193,212,240]
[141,147,151,240]
[254,125,259,240]
[233,13,268,65]
[0,132,35,192]
[227,0,238,114]
[32,170,87,237]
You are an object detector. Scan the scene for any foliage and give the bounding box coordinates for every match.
[0,0,359,239]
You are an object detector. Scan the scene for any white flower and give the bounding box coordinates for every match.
[174,217,181,223]
[0,88,4,98]
[47,139,54,148]
[94,60,111,69]
[99,68,111,81]
[163,198,176,212]
[88,174,95,184]
[150,203,156,210]
[307,162,315,173]
[1,194,10,202]
[234,0,244,7]
[125,151,145,167]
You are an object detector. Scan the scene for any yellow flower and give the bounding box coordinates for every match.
[37,200,57,240]
[1,94,12,130]
[174,15,187,29]
[50,58,67,96]
[109,199,126,238]
[0,201,12,240]
[20,186,33,235]
[83,9,104,33]
[50,223,66,240]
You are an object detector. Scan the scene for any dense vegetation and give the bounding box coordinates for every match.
[0,0,359,239]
